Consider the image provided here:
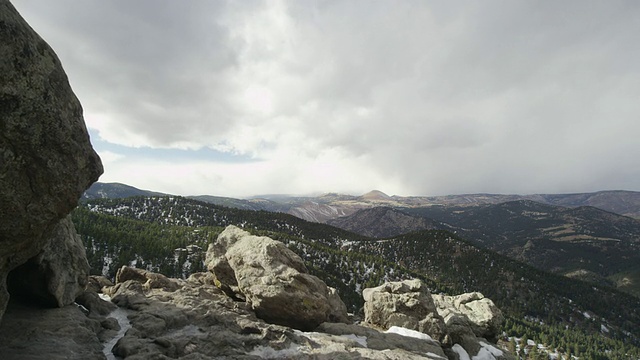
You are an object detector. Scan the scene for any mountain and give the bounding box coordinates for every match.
[71,195,640,358]
[537,190,640,219]
[360,189,392,201]
[327,207,444,238]
[82,182,166,200]
[328,200,640,297]
[188,194,282,211]
[404,200,640,297]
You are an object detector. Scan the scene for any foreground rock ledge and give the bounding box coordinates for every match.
[103,270,450,359]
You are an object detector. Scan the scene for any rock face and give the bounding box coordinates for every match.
[433,292,504,341]
[363,279,513,360]
[7,216,90,307]
[0,0,103,320]
[0,300,106,360]
[114,265,180,292]
[206,225,349,330]
[363,279,446,341]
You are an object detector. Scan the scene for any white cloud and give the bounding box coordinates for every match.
[13,0,640,196]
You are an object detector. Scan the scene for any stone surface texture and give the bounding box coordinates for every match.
[433,292,504,341]
[363,278,446,341]
[7,215,90,307]
[0,0,102,320]
[363,279,514,360]
[206,225,349,330]
[103,271,451,359]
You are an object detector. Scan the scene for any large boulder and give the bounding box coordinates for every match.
[206,225,349,331]
[432,292,504,341]
[6,216,90,307]
[363,279,446,342]
[0,0,102,320]
[363,280,514,360]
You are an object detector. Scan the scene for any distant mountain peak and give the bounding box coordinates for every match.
[361,190,391,200]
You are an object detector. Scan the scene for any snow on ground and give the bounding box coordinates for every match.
[527,339,536,346]
[99,294,132,360]
[453,341,506,360]
[385,326,435,342]
[453,344,471,360]
[475,341,504,360]
[426,352,448,359]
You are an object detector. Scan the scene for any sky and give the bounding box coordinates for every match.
[12,0,640,198]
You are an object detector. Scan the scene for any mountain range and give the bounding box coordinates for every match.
[72,193,640,358]
[83,182,640,298]
[85,182,640,221]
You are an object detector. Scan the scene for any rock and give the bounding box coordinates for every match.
[6,216,90,307]
[185,272,216,287]
[363,280,514,359]
[115,265,181,292]
[87,275,114,293]
[206,225,349,330]
[104,272,450,359]
[432,292,504,340]
[0,0,102,321]
[363,279,446,341]
[75,290,118,317]
[317,322,446,357]
[0,300,105,360]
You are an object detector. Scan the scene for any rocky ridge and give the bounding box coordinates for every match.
[3,226,511,359]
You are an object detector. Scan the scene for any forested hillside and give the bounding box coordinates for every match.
[73,196,640,359]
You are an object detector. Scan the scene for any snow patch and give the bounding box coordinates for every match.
[385,326,434,342]
[453,344,471,360]
[100,294,132,360]
[472,341,504,360]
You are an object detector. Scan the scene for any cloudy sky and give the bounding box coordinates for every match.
[13,0,640,197]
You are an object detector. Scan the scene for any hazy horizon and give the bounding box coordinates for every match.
[93,181,638,200]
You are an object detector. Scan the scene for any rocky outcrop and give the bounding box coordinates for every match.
[433,292,504,341]
[100,270,449,359]
[0,300,106,360]
[363,279,514,360]
[205,225,349,330]
[0,0,103,320]
[6,216,90,307]
[115,265,180,292]
[1,265,514,360]
[363,279,446,342]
